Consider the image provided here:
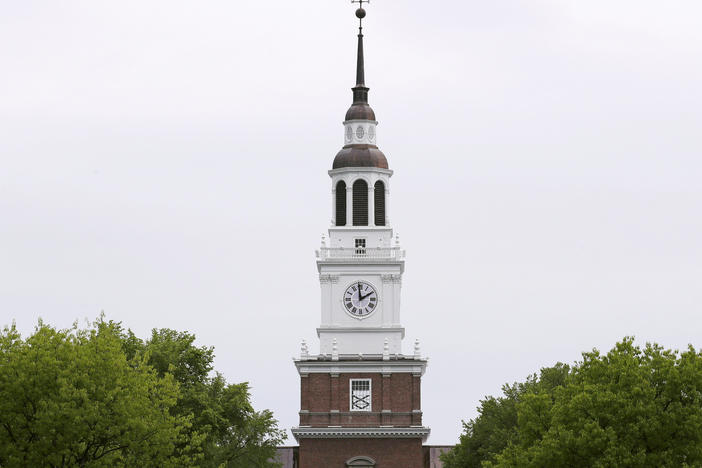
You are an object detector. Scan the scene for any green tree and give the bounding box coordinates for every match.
[443,338,702,468]
[441,364,569,468]
[139,329,286,468]
[0,320,197,468]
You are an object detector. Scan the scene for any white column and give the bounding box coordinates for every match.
[331,188,336,225]
[385,188,390,225]
[368,185,375,226]
[381,278,392,325]
[346,185,353,226]
[321,280,331,325]
[393,279,401,325]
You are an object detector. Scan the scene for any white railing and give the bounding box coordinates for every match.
[316,247,405,261]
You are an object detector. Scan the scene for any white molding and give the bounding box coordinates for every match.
[343,121,379,146]
[381,274,402,284]
[291,426,430,442]
[343,119,379,125]
[346,455,377,467]
[294,358,428,376]
[317,258,405,268]
[317,327,405,337]
[319,274,340,284]
[327,227,394,233]
[329,167,393,177]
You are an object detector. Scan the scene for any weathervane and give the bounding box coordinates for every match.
[351,0,369,30]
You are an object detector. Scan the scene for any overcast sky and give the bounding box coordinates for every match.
[1,0,701,445]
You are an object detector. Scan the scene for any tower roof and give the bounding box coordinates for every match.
[345,7,376,122]
[333,145,388,170]
[333,3,388,170]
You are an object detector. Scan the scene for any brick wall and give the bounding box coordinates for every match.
[300,438,423,468]
[300,372,422,427]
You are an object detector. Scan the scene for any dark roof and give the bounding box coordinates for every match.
[345,102,376,121]
[333,145,388,170]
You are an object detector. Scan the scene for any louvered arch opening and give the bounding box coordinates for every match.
[352,180,368,226]
[374,181,385,226]
[335,181,347,226]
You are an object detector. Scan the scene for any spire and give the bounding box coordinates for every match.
[351,1,369,105]
[355,3,366,87]
[333,0,388,169]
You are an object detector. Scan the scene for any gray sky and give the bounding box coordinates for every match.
[1,0,701,445]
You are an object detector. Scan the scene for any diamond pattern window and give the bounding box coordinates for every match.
[350,379,372,412]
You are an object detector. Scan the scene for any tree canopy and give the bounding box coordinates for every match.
[0,318,285,468]
[442,338,702,468]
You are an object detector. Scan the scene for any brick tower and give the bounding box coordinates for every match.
[291,3,429,467]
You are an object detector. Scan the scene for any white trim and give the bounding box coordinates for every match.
[343,119,379,125]
[295,358,427,376]
[317,327,404,336]
[346,455,376,467]
[327,226,394,233]
[343,121,379,146]
[317,326,414,334]
[291,426,430,442]
[329,167,393,177]
[350,378,372,412]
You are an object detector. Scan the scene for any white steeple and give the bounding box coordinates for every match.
[313,8,406,357]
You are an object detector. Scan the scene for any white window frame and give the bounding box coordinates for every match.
[350,378,372,412]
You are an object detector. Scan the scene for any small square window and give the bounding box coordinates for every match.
[354,239,366,255]
[350,379,372,412]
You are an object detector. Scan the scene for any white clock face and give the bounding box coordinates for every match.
[345,126,353,142]
[368,125,375,141]
[343,281,378,317]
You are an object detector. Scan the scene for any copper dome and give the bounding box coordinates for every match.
[333,145,388,169]
[345,103,376,121]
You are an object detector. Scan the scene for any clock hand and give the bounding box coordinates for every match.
[357,283,363,302]
[359,289,373,301]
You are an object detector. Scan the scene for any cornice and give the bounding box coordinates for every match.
[319,274,340,284]
[381,274,402,284]
[329,167,393,177]
[291,426,430,442]
[317,326,404,336]
[294,357,428,376]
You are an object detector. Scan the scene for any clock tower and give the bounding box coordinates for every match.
[292,4,429,467]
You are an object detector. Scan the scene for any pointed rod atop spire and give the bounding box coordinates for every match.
[351,0,369,103]
[352,0,368,86]
[356,23,365,86]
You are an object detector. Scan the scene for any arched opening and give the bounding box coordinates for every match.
[335,181,347,226]
[352,179,368,226]
[374,180,385,226]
